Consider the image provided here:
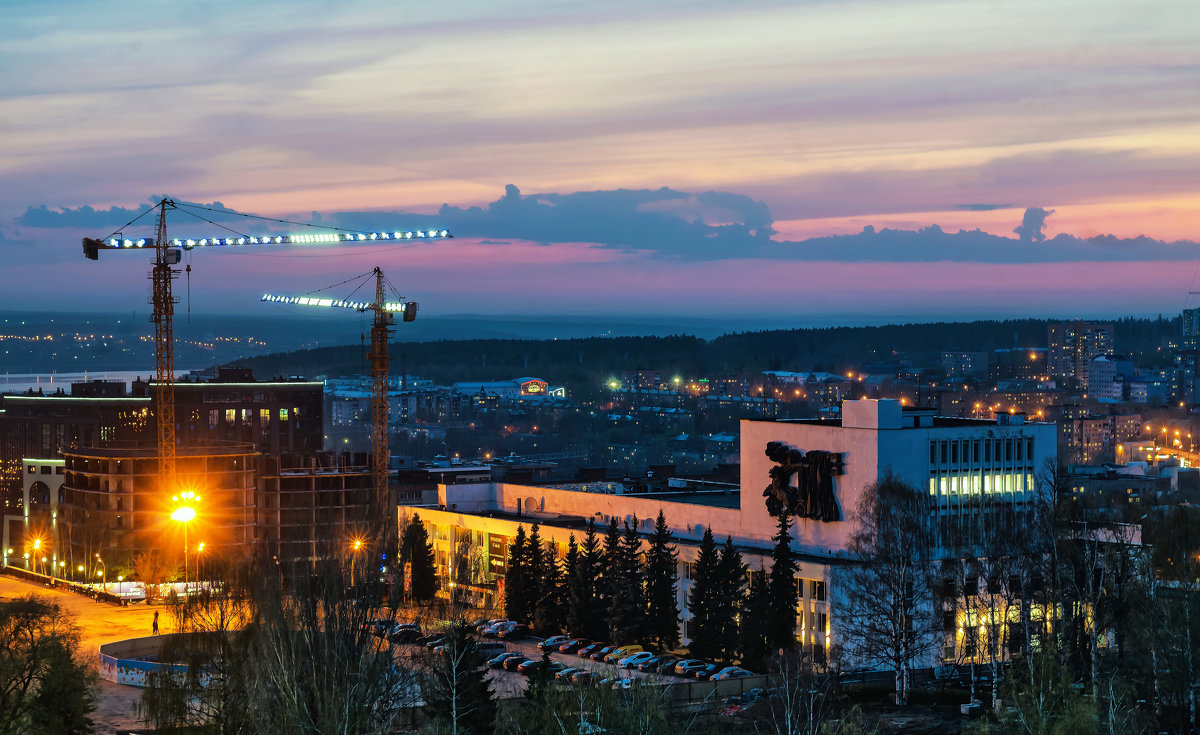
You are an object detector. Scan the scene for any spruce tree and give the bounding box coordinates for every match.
[399,513,438,602]
[686,527,721,659]
[608,516,646,644]
[568,522,606,639]
[504,525,529,622]
[526,522,548,623]
[740,566,771,669]
[716,535,747,663]
[766,513,799,650]
[421,622,495,734]
[644,511,680,651]
[534,554,567,635]
[598,517,622,638]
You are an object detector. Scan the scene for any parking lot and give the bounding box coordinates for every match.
[393,633,678,697]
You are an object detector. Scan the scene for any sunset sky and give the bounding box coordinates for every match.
[2,0,1198,321]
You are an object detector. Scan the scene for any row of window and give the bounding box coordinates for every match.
[928,472,1036,498]
[930,436,1035,467]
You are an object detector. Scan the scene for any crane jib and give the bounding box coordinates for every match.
[82,230,452,259]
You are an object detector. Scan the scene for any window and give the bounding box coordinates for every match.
[930,442,937,463]
[984,440,991,462]
[40,466,51,475]
[951,442,958,464]
[225,408,236,423]
[810,580,827,601]
[280,408,289,421]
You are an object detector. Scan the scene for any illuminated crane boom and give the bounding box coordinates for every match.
[264,267,415,569]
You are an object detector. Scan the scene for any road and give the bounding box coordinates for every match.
[0,573,157,733]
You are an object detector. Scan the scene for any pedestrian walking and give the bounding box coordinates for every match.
[152,610,159,636]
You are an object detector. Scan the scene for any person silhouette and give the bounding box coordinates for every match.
[152,610,159,636]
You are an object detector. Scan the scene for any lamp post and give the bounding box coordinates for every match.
[95,554,106,590]
[171,491,199,594]
[351,537,363,589]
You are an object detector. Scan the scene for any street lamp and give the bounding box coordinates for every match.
[351,537,364,588]
[171,491,199,594]
[95,554,106,590]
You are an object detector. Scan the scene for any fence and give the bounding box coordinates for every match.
[1,564,129,605]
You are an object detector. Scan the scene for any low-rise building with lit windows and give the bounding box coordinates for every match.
[401,399,1057,664]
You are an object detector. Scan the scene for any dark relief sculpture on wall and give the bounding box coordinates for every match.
[763,441,844,522]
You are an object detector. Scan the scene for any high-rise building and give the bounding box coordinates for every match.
[1047,321,1115,389]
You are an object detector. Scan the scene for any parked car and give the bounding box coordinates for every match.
[488,652,524,669]
[388,628,422,644]
[539,635,571,651]
[605,645,644,664]
[555,667,580,681]
[612,678,634,690]
[476,618,508,634]
[673,659,709,676]
[558,638,589,654]
[498,623,530,640]
[638,656,678,673]
[710,667,754,680]
[693,664,721,680]
[519,659,569,676]
[590,646,618,661]
[482,621,514,638]
[617,651,656,669]
[571,670,595,685]
[423,634,448,649]
[503,655,532,671]
[474,641,506,655]
[577,642,608,658]
[415,634,443,646]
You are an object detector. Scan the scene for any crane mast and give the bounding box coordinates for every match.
[368,267,394,555]
[151,199,178,487]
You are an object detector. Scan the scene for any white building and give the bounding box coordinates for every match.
[403,399,1056,662]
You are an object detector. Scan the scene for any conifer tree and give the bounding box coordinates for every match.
[399,513,438,602]
[526,522,548,623]
[568,522,606,639]
[716,535,747,663]
[766,513,799,650]
[597,517,622,636]
[741,566,771,669]
[421,622,495,734]
[504,525,529,622]
[608,516,646,644]
[644,511,681,651]
[534,554,567,635]
[686,527,721,659]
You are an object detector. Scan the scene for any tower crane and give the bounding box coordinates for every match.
[260,268,414,567]
[81,197,450,500]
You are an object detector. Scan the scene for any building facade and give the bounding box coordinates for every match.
[403,399,1056,664]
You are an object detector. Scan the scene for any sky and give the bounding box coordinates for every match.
[1,0,1198,322]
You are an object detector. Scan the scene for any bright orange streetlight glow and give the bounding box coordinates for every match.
[171,506,196,522]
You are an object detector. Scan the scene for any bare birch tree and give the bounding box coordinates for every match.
[839,473,937,706]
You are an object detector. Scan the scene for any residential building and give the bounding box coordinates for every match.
[1047,321,1115,388]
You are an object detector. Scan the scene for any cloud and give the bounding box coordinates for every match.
[1013,207,1055,243]
[954,204,1013,212]
[18,198,245,229]
[13,185,1200,267]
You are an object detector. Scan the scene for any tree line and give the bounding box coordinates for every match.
[500,510,806,668]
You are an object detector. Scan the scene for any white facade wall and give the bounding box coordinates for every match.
[410,399,1057,662]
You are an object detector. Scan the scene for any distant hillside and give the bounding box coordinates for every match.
[230,316,1182,396]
